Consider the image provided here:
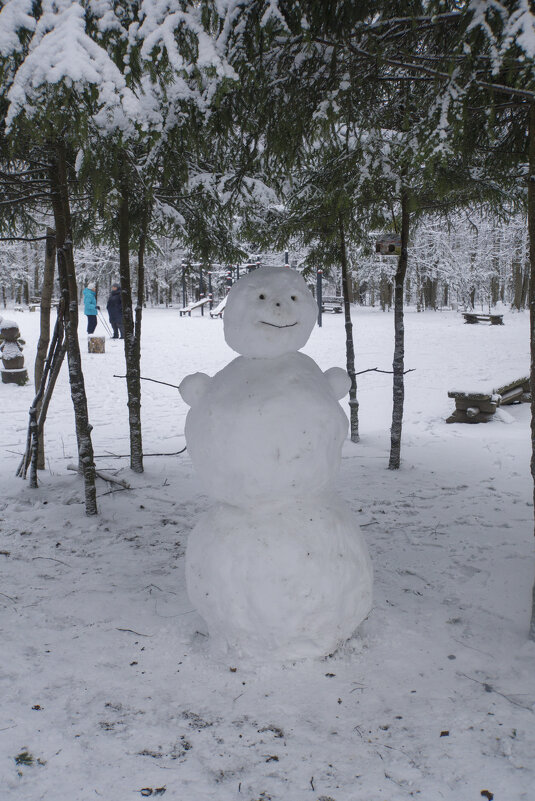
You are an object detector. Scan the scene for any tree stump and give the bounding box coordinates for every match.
[88,336,105,354]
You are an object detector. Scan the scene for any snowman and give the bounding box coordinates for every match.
[180,266,372,660]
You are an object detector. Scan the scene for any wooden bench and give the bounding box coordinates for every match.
[209,296,227,318]
[447,376,530,423]
[322,297,343,313]
[463,313,503,325]
[179,297,211,316]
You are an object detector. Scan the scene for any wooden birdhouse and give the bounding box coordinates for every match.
[376,234,402,256]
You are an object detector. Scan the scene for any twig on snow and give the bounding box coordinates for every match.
[459,672,534,711]
[67,463,131,488]
[93,447,187,459]
[32,556,70,567]
[116,628,153,637]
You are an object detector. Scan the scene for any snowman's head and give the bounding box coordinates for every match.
[224,266,318,358]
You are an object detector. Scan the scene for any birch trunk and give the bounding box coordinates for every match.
[388,192,410,470]
[339,217,359,442]
[118,167,143,473]
[528,103,535,640]
[49,142,97,515]
[34,228,56,469]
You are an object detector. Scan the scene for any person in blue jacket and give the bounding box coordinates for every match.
[83,283,99,334]
[106,283,124,339]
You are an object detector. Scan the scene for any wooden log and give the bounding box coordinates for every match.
[448,390,493,402]
[2,355,25,370]
[498,386,524,405]
[88,336,105,354]
[494,376,530,396]
[446,408,494,424]
[454,398,497,413]
[1,368,29,385]
[0,325,20,341]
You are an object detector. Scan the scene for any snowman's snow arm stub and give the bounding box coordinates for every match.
[179,372,211,406]
[324,367,351,400]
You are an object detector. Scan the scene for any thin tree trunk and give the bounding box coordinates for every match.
[17,301,66,482]
[49,141,97,515]
[136,206,147,381]
[528,102,535,640]
[389,191,410,470]
[339,217,359,442]
[118,163,143,473]
[34,228,56,469]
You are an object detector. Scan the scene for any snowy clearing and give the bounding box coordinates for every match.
[1,305,534,801]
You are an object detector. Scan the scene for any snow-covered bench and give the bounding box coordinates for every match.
[179,298,211,317]
[463,312,503,325]
[209,296,228,318]
[322,297,343,313]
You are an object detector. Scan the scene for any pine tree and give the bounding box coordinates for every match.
[0,0,142,512]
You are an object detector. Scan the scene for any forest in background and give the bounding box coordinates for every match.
[1,210,530,312]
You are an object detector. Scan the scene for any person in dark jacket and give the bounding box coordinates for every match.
[107,283,124,339]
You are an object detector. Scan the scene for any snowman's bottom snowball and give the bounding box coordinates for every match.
[185,494,373,660]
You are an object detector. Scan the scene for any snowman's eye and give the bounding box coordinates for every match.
[259,293,266,300]
[291,295,297,301]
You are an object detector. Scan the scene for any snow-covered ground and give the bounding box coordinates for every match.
[1,304,534,801]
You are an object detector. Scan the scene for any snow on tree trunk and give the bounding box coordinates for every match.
[49,143,97,516]
[339,217,359,442]
[34,227,56,470]
[528,103,535,641]
[389,192,410,471]
[118,171,143,474]
[135,208,147,399]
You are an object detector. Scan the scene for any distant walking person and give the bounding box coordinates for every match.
[107,283,124,339]
[83,283,98,334]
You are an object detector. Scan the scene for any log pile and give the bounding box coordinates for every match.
[447,376,530,423]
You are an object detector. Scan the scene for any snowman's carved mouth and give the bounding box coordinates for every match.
[260,321,298,329]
